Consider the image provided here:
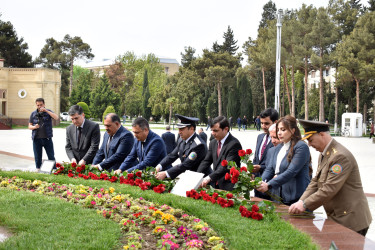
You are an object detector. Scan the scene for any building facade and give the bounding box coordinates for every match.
[0,59,61,126]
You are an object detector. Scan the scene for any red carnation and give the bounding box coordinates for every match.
[135,171,142,178]
[127,173,134,180]
[246,149,252,155]
[231,177,238,184]
[232,169,240,178]
[226,193,233,199]
[68,173,74,178]
[221,160,228,167]
[71,162,77,168]
[56,163,62,168]
[240,166,247,172]
[225,173,231,180]
[238,150,246,157]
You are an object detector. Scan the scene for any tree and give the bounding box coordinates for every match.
[89,75,120,120]
[205,66,230,116]
[77,102,91,119]
[69,66,94,106]
[308,7,339,121]
[102,105,116,122]
[259,0,277,30]
[142,69,152,120]
[296,4,317,119]
[0,14,33,68]
[180,46,196,68]
[61,35,94,97]
[221,26,239,55]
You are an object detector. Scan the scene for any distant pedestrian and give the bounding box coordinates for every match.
[370,122,374,139]
[237,117,242,131]
[122,114,126,125]
[206,116,212,131]
[229,116,233,131]
[255,116,261,131]
[253,116,256,128]
[162,125,176,154]
[242,116,248,131]
[198,128,207,144]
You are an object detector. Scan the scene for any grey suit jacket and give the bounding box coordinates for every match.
[65,119,100,164]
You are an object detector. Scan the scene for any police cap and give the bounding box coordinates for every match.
[298,119,332,140]
[175,114,199,128]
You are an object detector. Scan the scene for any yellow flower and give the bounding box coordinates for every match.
[109,187,115,193]
[79,188,87,194]
[193,224,204,230]
[152,210,164,218]
[123,246,129,250]
[161,213,176,224]
[111,195,123,202]
[208,236,224,243]
[32,180,42,186]
[0,180,8,186]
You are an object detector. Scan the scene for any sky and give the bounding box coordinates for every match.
[1,0,369,65]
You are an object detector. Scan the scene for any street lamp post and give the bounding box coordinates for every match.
[275,9,283,113]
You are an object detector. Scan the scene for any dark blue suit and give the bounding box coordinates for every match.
[253,133,274,199]
[92,126,134,171]
[262,141,310,205]
[119,130,166,172]
[161,131,176,154]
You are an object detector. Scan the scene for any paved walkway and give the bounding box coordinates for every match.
[0,127,374,241]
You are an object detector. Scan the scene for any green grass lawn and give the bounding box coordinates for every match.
[0,171,318,249]
[0,189,121,250]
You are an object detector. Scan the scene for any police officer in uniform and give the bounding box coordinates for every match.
[155,114,208,180]
[289,120,372,236]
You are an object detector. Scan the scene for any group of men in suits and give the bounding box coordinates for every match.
[64,105,372,236]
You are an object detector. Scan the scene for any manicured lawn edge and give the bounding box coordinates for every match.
[0,171,318,249]
[0,189,121,249]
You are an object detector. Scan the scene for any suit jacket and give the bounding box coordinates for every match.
[197,133,242,191]
[162,131,176,154]
[253,133,274,175]
[159,133,207,179]
[199,131,207,144]
[119,130,167,172]
[301,139,372,232]
[262,141,310,204]
[65,119,100,164]
[92,126,134,171]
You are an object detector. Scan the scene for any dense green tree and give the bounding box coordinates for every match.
[102,105,116,122]
[369,0,375,11]
[221,26,239,56]
[0,14,33,67]
[259,0,277,29]
[69,66,93,106]
[89,75,120,120]
[61,35,94,96]
[77,102,91,119]
[180,46,196,68]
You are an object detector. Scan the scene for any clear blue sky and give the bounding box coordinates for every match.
[1,0,369,64]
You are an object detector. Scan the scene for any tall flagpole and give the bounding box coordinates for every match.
[275,9,283,113]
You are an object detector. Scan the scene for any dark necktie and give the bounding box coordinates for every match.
[260,134,269,159]
[106,135,113,154]
[217,141,222,157]
[77,127,82,146]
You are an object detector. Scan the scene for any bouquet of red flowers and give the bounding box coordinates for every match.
[223,149,262,200]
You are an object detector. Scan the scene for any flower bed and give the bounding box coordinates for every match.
[0,176,226,249]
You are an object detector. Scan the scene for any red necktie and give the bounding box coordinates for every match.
[260,134,268,159]
[217,141,222,157]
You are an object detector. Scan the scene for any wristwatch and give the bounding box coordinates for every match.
[302,200,307,209]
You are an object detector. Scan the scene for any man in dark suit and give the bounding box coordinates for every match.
[114,117,167,174]
[198,116,242,191]
[161,125,176,154]
[198,128,207,144]
[252,108,279,198]
[155,115,207,180]
[65,105,100,165]
[92,113,134,172]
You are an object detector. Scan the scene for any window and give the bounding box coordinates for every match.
[311,71,316,78]
[345,118,350,127]
[164,67,169,74]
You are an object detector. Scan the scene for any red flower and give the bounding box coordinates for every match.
[127,173,134,180]
[226,193,233,199]
[231,177,238,184]
[76,167,82,173]
[232,169,240,178]
[71,162,77,168]
[68,173,74,178]
[240,166,247,172]
[135,171,142,178]
[238,150,246,157]
[246,149,252,155]
[252,204,259,212]
[221,160,228,167]
[225,173,231,180]
[56,163,62,168]
[230,167,236,175]
[212,192,219,199]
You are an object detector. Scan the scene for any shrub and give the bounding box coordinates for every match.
[77,102,91,119]
[103,105,116,122]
